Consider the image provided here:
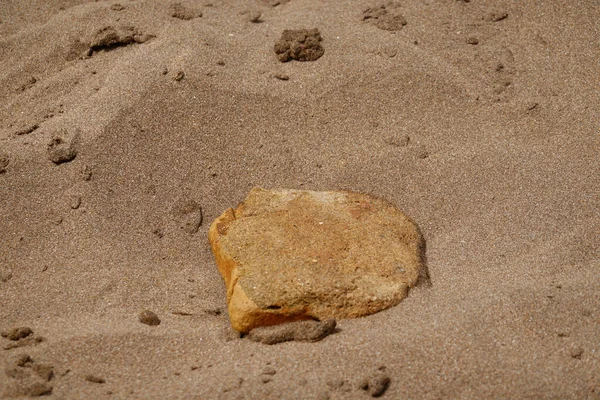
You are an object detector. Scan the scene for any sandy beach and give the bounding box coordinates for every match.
[1,0,599,398]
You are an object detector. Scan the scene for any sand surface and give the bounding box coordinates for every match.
[1,0,599,398]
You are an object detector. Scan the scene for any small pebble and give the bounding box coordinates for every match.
[0,153,9,173]
[70,195,82,210]
[85,374,106,384]
[0,268,13,282]
[2,327,33,341]
[274,73,289,81]
[16,354,33,367]
[360,368,391,398]
[488,11,508,22]
[174,71,185,81]
[466,37,479,45]
[82,166,92,181]
[248,11,262,23]
[139,310,161,326]
[570,346,584,359]
[247,319,336,344]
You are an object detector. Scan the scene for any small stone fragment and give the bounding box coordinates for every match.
[363,3,407,31]
[247,319,337,345]
[2,327,33,341]
[3,335,45,350]
[15,124,39,136]
[85,374,106,384]
[16,354,33,367]
[47,130,79,164]
[326,378,345,389]
[274,29,324,62]
[417,148,429,159]
[359,368,390,397]
[570,346,584,359]
[170,2,202,20]
[0,153,9,173]
[82,165,92,181]
[274,73,289,81]
[0,268,12,282]
[174,70,185,81]
[110,3,125,11]
[89,25,154,53]
[248,11,262,23]
[487,11,508,22]
[384,133,410,147]
[139,310,161,326]
[171,197,203,234]
[466,37,479,45]
[70,195,82,210]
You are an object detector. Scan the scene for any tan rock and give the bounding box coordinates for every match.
[209,188,425,333]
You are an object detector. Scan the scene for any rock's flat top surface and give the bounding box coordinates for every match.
[209,187,425,333]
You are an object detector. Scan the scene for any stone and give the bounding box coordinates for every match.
[363,3,407,31]
[85,374,106,384]
[1,327,33,341]
[274,29,324,63]
[139,310,161,326]
[89,25,151,52]
[247,319,336,344]
[0,153,9,173]
[0,268,13,282]
[359,368,391,397]
[47,129,79,164]
[170,2,202,20]
[209,187,425,333]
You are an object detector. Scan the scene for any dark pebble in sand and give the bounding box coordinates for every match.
[274,73,289,81]
[174,70,185,81]
[247,319,336,345]
[359,368,390,397]
[70,195,82,210]
[15,124,39,136]
[0,268,13,282]
[85,374,106,384]
[139,310,161,326]
[16,354,33,367]
[384,133,410,147]
[487,11,508,22]
[47,130,79,164]
[274,28,324,62]
[2,327,33,341]
[170,2,202,20]
[466,37,479,45]
[570,346,584,359]
[82,165,92,181]
[247,11,262,23]
[262,366,277,375]
[0,153,10,173]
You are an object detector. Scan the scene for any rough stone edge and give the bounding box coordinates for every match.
[209,207,313,333]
